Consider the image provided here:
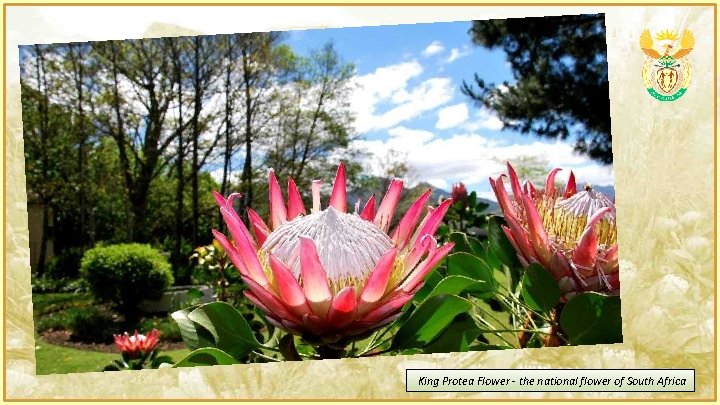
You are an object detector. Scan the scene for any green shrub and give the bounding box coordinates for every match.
[47,247,85,280]
[80,244,174,321]
[31,275,86,294]
[69,307,116,343]
[138,316,182,342]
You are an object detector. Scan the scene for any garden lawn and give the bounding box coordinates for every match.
[34,340,191,375]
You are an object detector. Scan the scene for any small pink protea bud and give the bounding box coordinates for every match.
[113,329,160,359]
[213,163,454,345]
[451,182,469,208]
[489,162,619,302]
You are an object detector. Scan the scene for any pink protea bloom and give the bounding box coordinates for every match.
[113,329,160,359]
[451,182,469,207]
[489,162,619,302]
[212,163,454,345]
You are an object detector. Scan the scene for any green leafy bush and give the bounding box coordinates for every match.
[47,247,85,280]
[138,316,183,342]
[69,306,116,343]
[80,244,174,321]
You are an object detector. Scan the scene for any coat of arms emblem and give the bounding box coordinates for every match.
[639,29,694,101]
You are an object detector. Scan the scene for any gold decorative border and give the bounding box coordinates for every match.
[2,2,716,401]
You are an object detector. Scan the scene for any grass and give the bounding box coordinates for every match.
[33,291,191,374]
[32,292,94,320]
[34,340,191,375]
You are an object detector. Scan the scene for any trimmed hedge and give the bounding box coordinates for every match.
[80,244,173,320]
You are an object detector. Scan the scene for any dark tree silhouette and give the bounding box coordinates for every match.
[462,14,612,164]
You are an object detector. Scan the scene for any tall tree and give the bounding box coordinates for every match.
[236,32,284,215]
[95,38,179,242]
[265,42,359,190]
[167,36,188,271]
[188,35,222,246]
[462,14,612,164]
[64,42,96,249]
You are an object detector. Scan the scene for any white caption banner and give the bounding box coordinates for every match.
[406,369,695,392]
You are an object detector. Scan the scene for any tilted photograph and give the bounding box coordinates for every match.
[20,14,621,374]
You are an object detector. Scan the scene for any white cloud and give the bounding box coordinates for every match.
[446,46,472,63]
[353,130,614,197]
[421,41,444,57]
[463,108,504,131]
[426,178,449,190]
[435,103,469,130]
[350,61,454,133]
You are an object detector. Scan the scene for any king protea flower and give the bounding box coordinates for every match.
[490,162,619,302]
[113,329,160,359]
[451,182,469,208]
[212,163,454,346]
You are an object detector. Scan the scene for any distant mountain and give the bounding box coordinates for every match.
[592,185,615,200]
[348,177,500,216]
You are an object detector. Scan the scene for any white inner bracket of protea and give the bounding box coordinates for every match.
[555,186,616,222]
[260,206,394,292]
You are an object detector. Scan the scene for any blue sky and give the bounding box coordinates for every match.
[283,20,614,201]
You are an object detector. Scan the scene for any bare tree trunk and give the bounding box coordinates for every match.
[240,46,254,216]
[220,36,234,231]
[33,44,51,275]
[68,43,88,251]
[191,37,202,247]
[170,37,185,270]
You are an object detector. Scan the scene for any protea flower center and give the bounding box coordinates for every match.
[212,162,455,344]
[539,185,617,252]
[489,162,620,301]
[261,206,394,294]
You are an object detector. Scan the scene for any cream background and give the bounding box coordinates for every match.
[3,4,716,400]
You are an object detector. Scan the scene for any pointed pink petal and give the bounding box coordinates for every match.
[287,179,306,220]
[268,255,312,316]
[243,277,302,324]
[506,162,524,199]
[212,229,249,277]
[564,171,577,198]
[345,312,403,337]
[220,207,257,250]
[391,189,431,249]
[268,169,287,229]
[545,168,561,197]
[357,293,413,325]
[299,236,332,317]
[311,180,322,213]
[500,226,528,265]
[549,251,573,280]
[489,175,517,218]
[218,206,267,280]
[226,192,243,208]
[600,244,619,274]
[329,163,347,213]
[214,191,256,250]
[525,180,538,197]
[244,291,276,317]
[360,194,376,221]
[326,286,358,329]
[374,179,403,232]
[301,313,326,336]
[572,207,611,276]
[212,190,227,207]
[407,232,437,267]
[503,214,537,264]
[358,248,398,311]
[520,194,552,265]
[411,198,453,245]
[400,242,455,293]
[246,208,270,246]
[582,271,619,292]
